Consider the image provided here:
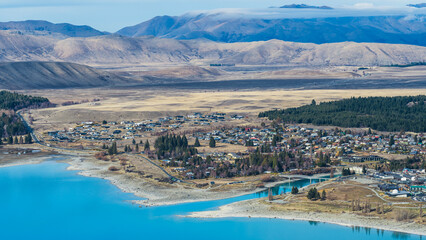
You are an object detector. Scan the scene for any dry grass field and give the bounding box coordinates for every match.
[269,179,424,224]
[22,88,426,133]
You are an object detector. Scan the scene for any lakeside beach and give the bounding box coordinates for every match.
[0,151,423,239]
[187,195,426,236]
[1,149,424,237]
[65,154,296,206]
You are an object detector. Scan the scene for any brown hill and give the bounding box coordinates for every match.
[1,32,424,67]
[0,61,135,90]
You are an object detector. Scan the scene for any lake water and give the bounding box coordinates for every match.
[0,158,423,240]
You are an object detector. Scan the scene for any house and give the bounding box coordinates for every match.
[379,184,398,191]
[386,189,410,197]
[410,186,426,193]
[227,153,240,160]
[361,155,385,161]
[349,166,364,174]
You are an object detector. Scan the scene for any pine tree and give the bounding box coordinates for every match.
[113,142,117,154]
[132,139,136,145]
[194,137,201,147]
[291,186,299,194]
[321,190,326,200]
[182,135,188,148]
[24,133,32,144]
[362,165,367,174]
[389,135,395,146]
[315,191,321,200]
[135,144,139,152]
[307,188,319,200]
[144,140,150,151]
[8,136,13,144]
[268,188,273,201]
[14,136,18,144]
[209,137,216,148]
[108,142,118,155]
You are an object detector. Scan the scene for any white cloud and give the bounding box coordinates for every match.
[185,6,426,20]
[352,3,375,9]
[0,0,425,32]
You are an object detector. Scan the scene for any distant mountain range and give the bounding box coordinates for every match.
[1,8,426,90]
[275,4,333,9]
[2,8,426,46]
[0,20,107,38]
[407,3,426,8]
[116,13,426,46]
[1,31,426,67]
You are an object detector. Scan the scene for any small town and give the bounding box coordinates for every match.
[2,1,426,238]
[39,112,426,203]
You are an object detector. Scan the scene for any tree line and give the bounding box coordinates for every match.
[154,134,197,160]
[1,133,32,145]
[0,90,53,110]
[166,145,332,179]
[0,113,27,139]
[388,156,426,171]
[0,91,53,140]
[259,95,426,132]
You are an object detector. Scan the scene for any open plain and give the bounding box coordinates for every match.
[22,88,426,133]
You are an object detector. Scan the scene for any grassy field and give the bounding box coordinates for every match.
[24,88,426,129]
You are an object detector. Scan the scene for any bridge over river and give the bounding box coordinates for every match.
[279,174,334,184]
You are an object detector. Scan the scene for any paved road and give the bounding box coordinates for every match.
[16,110,40,144]
[17,110,85,152]
[138,154,186,183]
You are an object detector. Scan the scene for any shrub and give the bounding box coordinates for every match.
[108,166,120,171]
[195,183,209,188]
[158,177,173,183]
[94,152,108,161]
[394,209,416,221]
[261,175,276,182]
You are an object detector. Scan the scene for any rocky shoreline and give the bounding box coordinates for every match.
[65,155,280,206]
[187,198,426,236]
[3,152,425,236]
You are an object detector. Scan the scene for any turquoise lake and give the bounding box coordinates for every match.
[0,157,423,240]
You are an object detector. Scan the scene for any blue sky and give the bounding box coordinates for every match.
[0,0,421,32]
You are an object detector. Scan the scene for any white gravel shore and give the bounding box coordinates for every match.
[187,198,426,236]
[65,155,278,206]
[4,153,424,236]
[0,155,53,168]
